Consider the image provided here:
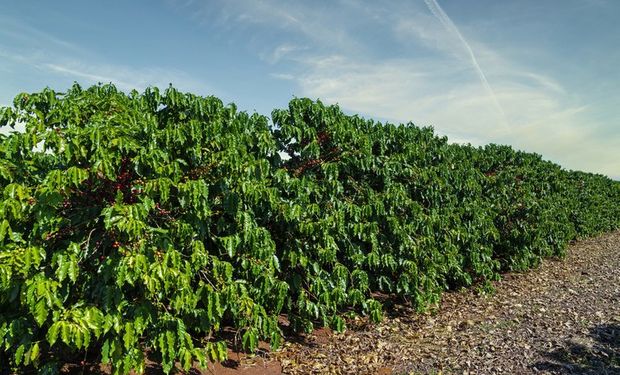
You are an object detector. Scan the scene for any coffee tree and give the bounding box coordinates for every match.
[1,84,619,374]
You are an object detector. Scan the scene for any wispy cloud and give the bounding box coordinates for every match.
[172,0,364,54]
[249,1,617,177]
[0,47,209,95]
[0,17,211,96]
[423,0,507,128]
[2,1,617,178]
[280,55,539,136]
[0,16,84,54]
[261,43,308,64]
[42,63,134,89]
[277,53,619,176]
[41,61,208,94]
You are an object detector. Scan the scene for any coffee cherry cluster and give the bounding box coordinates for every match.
[44,226,75,241]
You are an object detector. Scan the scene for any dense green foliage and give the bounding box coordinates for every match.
[0,84,618,374]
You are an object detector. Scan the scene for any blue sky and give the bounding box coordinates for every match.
[1,0,618,178]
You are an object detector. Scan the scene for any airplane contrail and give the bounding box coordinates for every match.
[423,0,509,128]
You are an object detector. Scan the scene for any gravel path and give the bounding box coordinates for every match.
[271,230,620,374]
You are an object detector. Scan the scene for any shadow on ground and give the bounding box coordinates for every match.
[533,323,620,374]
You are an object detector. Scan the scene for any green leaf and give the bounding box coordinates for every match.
[61,322,71,345]
[0,219,11,242]
[30,342,40,362]
[47,322,60,346]
[101,339,111,364]
[34,299,48,326]
[123,323,134,350]
[66,166,88,187]
[331,315,345,333]
[15,344,25,366]
[242,328,258,352]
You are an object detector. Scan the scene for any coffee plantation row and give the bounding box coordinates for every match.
[0,84,618,374]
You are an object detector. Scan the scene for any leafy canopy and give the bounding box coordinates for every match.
[0,84,618,374]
